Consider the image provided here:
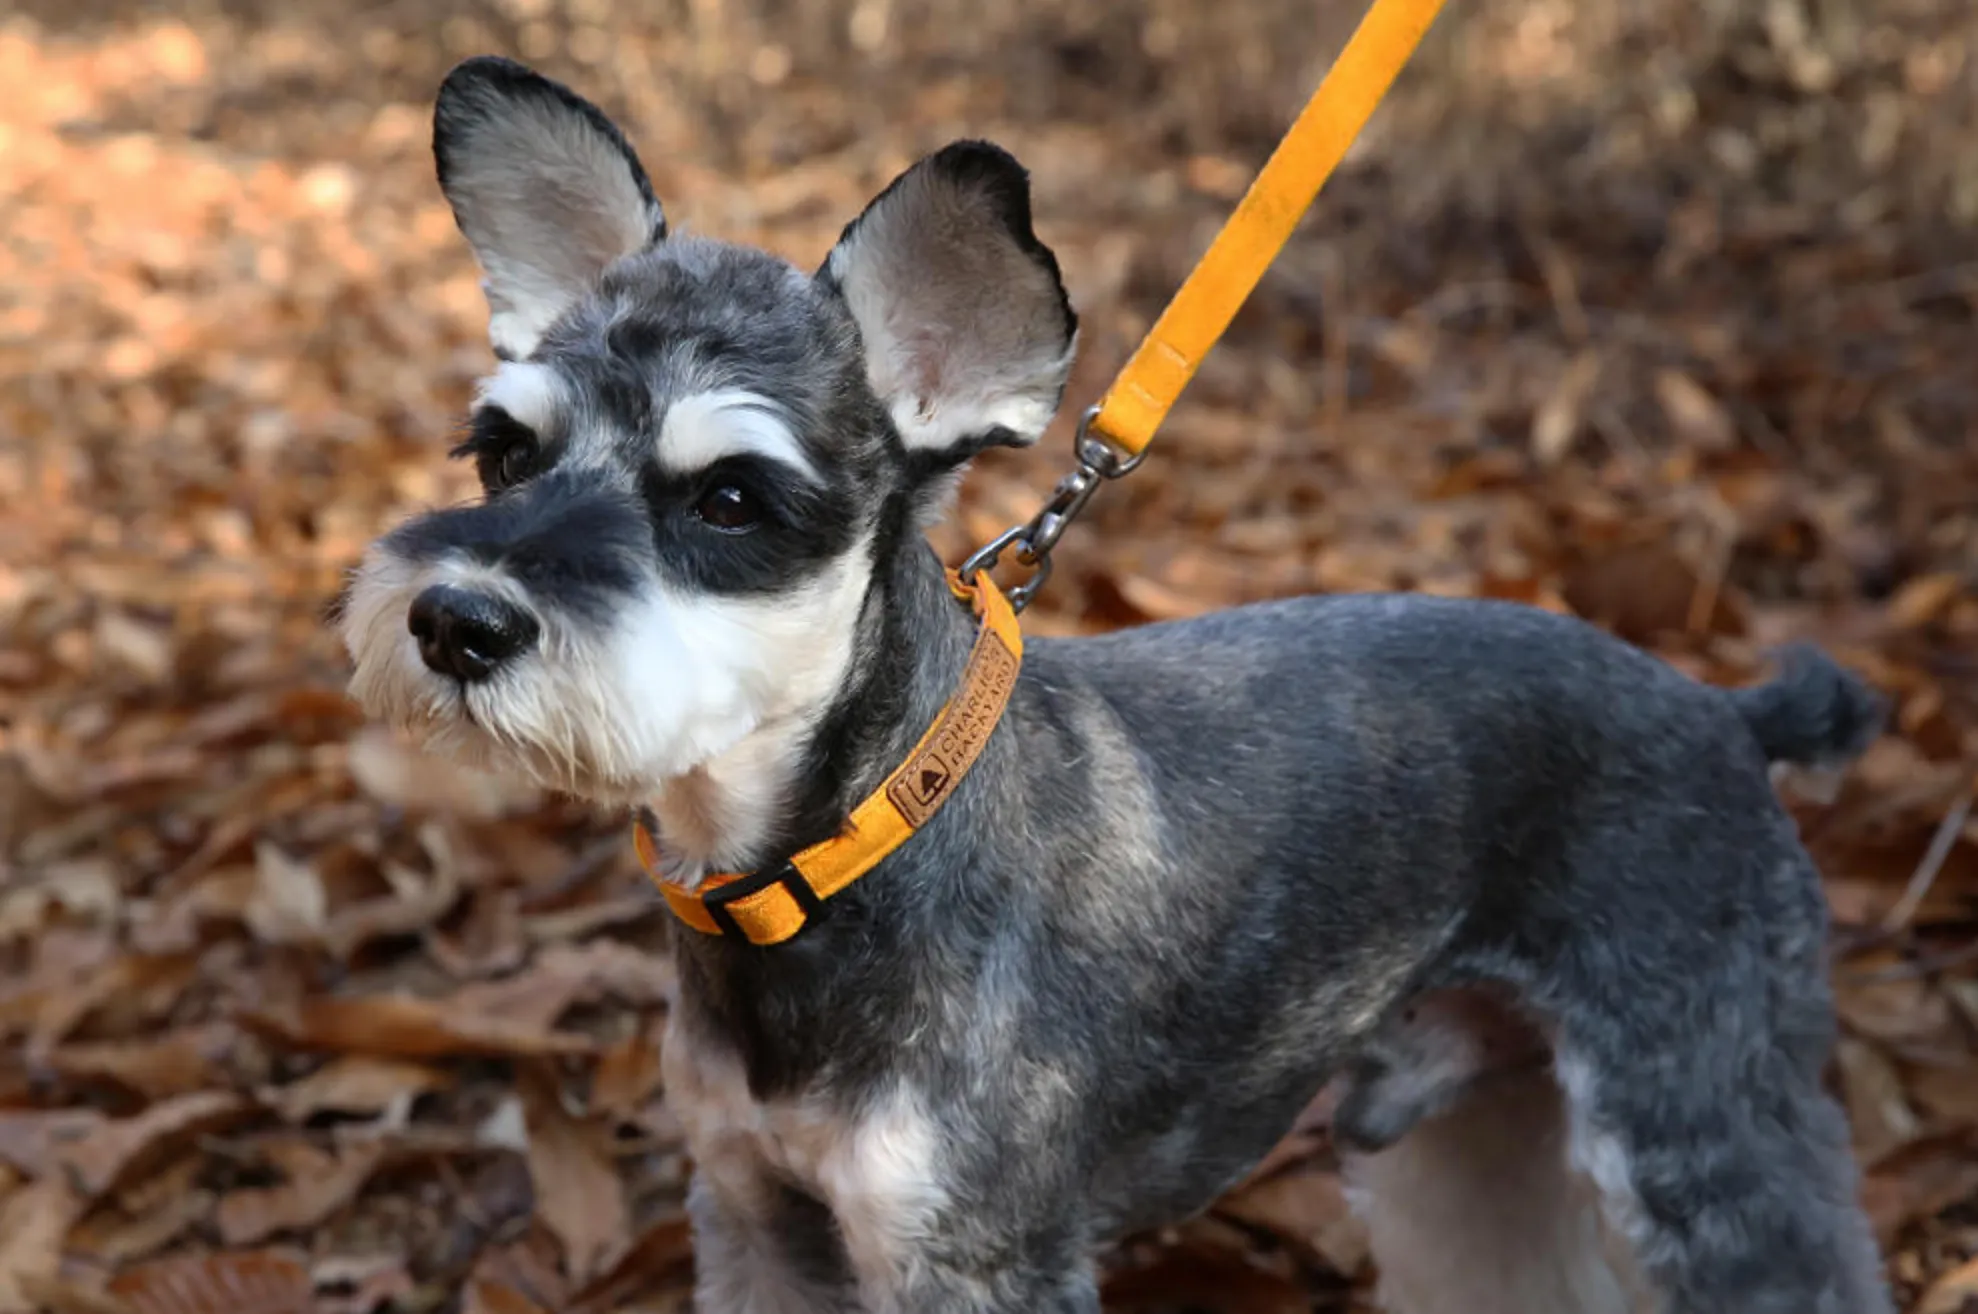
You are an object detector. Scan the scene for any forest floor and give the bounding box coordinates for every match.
[2,0,1976,1309]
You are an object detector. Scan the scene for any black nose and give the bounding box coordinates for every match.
[407,584,539,683]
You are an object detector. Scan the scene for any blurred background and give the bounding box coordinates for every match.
[2,0,1976,1309]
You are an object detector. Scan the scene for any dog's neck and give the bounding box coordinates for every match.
[641,535,979,885]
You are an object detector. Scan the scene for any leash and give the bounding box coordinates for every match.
[640,0,1446,943]
[961,0,1451,611]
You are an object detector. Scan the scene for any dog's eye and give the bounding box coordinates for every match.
[693,483,762,532]
[492,439,537,490]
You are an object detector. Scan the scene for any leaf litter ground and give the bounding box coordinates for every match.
[1,0,1975,1310]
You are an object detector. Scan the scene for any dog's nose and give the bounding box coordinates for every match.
[407,585,539,683]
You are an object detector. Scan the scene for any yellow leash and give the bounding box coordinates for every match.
[963,0,1450,608]
[1087,0,1450,460]
[644,0,1447,945]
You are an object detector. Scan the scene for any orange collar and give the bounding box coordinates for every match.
[633,568,1023,947]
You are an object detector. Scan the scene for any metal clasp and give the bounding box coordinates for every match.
[957,405,1145,613]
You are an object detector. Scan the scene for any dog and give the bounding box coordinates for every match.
[337,56,1897,1314]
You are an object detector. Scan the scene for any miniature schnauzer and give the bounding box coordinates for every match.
[339,56,1896,1314]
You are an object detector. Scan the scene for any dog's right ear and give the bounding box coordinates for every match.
[433,56,666,361]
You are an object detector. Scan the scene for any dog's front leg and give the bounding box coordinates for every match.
[688,1169,855,1314]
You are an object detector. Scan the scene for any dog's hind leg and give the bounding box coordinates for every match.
[1539,856,1895,1314]
[1345,1058,1653,1314]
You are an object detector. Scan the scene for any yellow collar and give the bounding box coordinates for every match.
[634,569,1023,946]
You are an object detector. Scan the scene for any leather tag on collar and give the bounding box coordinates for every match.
[636,569,1022,946]
[884,619,1018,827]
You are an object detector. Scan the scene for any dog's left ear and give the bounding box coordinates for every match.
[433,56,667,360]
[820,142,1078,471]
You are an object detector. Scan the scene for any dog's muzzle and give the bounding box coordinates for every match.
[407,583,539,682]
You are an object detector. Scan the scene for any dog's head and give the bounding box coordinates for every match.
[337,57,1075,805]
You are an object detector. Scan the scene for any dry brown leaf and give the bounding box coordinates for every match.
[1533,350,1603,464]
[107,1249,313,1314]
[1906,1060,1978,1129]
[244,840,329,946]
[1835,1036,1924,1161]
[323,860,461,961]
[66,1153,213,1266]
[1919,1254,1978,1314]
[1886,573,1966,631]
[216,1137,388,1246]
[520,1067,630,1286]
[464,1230,570,1314]
[591,1027,664,1125]
[240,992,596,1060]
[346,725,542,818]
[566,1212,694,1313]
[0,1177,88,1311]
[465,1279,555,1314]
[1654,368,1737,451]
[311,1254,416,1314]
[60,1090,253,1200]
[45,1022,241,1101]
[271,1055,453,1123]
[1860,1133,1978,1247]
[1216,1164,1369,1275]
[0,1107,107,1178]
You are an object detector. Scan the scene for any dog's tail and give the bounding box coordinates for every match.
[1727,643,1887,768]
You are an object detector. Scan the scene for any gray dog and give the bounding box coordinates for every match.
[337,56,1897,1314]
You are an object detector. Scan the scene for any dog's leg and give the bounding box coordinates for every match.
[1345,1051,1652,1314]
[1545,859,1895,1314]
[687,1171,854,1314]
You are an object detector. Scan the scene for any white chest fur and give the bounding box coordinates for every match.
[662,1009,949,1296]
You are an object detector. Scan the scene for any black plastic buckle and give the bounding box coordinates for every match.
[700,859,826,942]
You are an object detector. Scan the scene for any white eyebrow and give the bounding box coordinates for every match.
[471,361,564,432]
[657,390,818,482]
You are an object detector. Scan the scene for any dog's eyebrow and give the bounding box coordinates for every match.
[471,361,564,434]
[657,390,818,482]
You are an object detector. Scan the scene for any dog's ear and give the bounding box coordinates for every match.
[820,141,1078,472]
[433,56,666,360]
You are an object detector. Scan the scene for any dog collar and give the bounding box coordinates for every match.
[633,568,1023,947]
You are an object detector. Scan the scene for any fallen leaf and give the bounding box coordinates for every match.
[271,1055,453,1123]
[67,1153,213,1266]
[1216,1163,1369,1275]
[107,1249,313,1314]
[464,1230,569,1314]
[347,726,542,818]
[1886,572,1966,630]
[520,1067,629,1285]
[240,992,596,1060]
[1834,1036,1923,1162]
[324,860,461,961]
[1920,1254,1978,1314]
[0,1177,88,1310]
[244,840,329,946]
[60,1090,252,1200]
[0,1107,107,1178]
[1533,350,1603,464]
[567,1212,694,1313]
[45,1021,241,1100]
[216,1136,389,1245]
[1860,1133,1978,1246]
[1653,368,1737,450]
[591,1027,663,1125]
[312,1253,416,1314]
